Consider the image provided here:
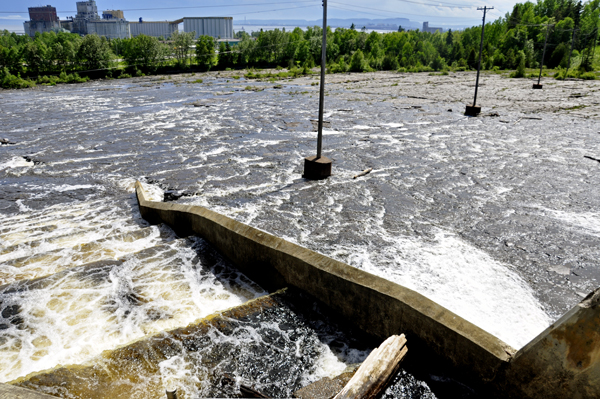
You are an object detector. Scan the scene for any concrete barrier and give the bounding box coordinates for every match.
[135,182,600,397]
[135,182,513,382]
[499,287,600,398]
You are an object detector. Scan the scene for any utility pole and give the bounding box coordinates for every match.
[566,28,577,77]
[533,24,552,89]
[465,6,493,116]
[302,0,332,180]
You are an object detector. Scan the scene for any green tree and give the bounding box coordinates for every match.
[171,31,195,67]
[123,35,165,72]
[349,49,368,72]
[196,35,216,70]
[23,41,49,75]
[0,45,22,74]
[511,50,527,77]
[77,34,112,71]
[217,41,236,69]
[549,42,570,68]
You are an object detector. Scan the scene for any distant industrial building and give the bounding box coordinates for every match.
[184,17,233,39]
[87,20,130,39]
[72,0,100,34]
[129,18,182,38]
[22,2,234,40]
[69,1,130,38]
[23,5,62,37]
[422,22,443,33]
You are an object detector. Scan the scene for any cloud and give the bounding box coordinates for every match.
[0,15,24,21]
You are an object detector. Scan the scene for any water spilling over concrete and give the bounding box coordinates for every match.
[1,70,600,396]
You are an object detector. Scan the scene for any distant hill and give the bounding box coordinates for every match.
[236,18,422,31]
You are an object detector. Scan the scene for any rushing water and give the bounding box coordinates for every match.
[1,73,599,395]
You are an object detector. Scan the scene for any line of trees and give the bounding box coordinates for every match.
[1,0,600,89]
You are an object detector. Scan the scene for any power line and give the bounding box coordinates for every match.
[227,4,320,17]
[329,2,485,20]
[0,1,320,14]
[391,0,476,9]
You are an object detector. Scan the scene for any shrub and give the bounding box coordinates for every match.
[382,54,399,71]
[510,51,526,78]
[430,56,447,71]
[349,50,369,72]
[579,72,597,80]
[0,68,35,89]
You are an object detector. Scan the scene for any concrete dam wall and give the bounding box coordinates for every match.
[135,181,600,398]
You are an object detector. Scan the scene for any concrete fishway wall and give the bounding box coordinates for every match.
[135,182,513,382]
[135,181,600,398]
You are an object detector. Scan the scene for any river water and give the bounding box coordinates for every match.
[0,72,599,396]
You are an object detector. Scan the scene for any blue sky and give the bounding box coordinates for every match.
[1,0,519,33]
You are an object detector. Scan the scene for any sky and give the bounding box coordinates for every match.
[0,0,522,33]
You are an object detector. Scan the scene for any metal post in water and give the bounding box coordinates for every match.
[166,388,177,399]
[316,0,327,159]
[534,24,552,89]
[302,0,332,180]
[465,6,492,116]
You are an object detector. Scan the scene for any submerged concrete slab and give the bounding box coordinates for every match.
[9,290,321,399]
[0,383,56,398]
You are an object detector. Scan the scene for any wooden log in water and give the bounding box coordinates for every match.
[239,384,269,398]
[353,168,373,179]
[333,334,407,399]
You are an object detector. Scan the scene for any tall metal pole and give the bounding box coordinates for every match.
[316,0,327,159]
[537,24,551,86]
[566,28,576,76]
[301,0,332,179]
[472,6,492,107]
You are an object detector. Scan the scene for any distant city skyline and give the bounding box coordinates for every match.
[1,0,522,33]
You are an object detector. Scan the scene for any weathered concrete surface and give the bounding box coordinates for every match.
[293,369,356,399]
[0,383,55,399]
[500,287,600,399]
[135,181,513,383]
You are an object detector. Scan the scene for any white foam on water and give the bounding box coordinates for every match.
[0,241,264,382]
[322,129,343,136]
[0,157,33,170]
[329,227,550,349]
[541,207,600,237]
[381,122,405,128]
[353,125,374,130]
[311,345,349,380]
[15,200,33,213]
[50,153,136,165]
[52,184,98,192]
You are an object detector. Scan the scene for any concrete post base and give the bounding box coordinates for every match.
[303,156,332,180]
[464,105,481,116]
[532,84,543,89]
